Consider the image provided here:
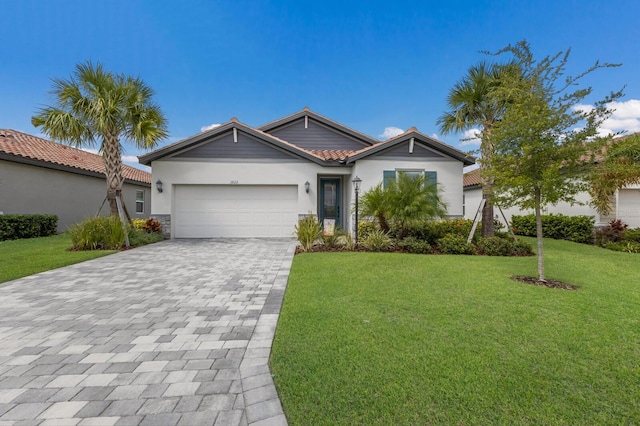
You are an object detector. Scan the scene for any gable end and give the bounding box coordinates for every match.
[266,118,372,151]
[171,130,301,161]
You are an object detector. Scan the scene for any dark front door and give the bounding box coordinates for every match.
[319,178,342,233]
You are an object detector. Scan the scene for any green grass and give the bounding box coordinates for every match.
[0,233,115,284]
[271,238,640,425]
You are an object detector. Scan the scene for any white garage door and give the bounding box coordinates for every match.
[174,185,299,238]
[618,189,640,228]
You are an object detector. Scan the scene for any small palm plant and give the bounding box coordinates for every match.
[360,172,447,235]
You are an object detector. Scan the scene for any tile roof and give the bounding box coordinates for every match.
[309,149,358,161]
[463,168,481,188]
[0,129,151,185]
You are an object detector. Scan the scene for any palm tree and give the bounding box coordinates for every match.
[32,61,168,217]
[437,62,504,237]
[589,133,640,215]
[360,172,447,235]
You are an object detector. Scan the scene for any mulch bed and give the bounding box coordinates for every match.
[510,275,579,290]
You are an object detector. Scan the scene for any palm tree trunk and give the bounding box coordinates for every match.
[103,134,124,216]
[480,129,495,237]
[534,187,545,281]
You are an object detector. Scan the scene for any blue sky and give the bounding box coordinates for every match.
[2,0,639,170]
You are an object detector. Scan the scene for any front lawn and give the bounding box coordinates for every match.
[0,233,115,284]
[271,238,640,425]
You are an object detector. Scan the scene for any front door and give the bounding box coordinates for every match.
[319,178,342,234]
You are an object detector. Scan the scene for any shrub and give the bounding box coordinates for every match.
[357,221,378,241]
[68,216,127,250]
[128,227,164,246]
[342,233,356,251]
[476,236,514,256]
[603,241,640,253]
[322,228,346,249]
[437,234,474,255]
[398,218,475,245]
[0,214,58,241]
[142,218,163,234]
[511,214,594,244]
[361,229,393,252]
[595,219,628,246]
[623,228,640,243]
[295,215,323,252]
[513,240,535,256]
[397,237,431,254]
[131,219,147,230]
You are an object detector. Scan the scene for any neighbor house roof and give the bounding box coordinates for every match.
[0,129,151,185]
[463,168,481,188]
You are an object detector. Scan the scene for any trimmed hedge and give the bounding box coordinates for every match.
[511,214,594,244]
[0,214,58,241]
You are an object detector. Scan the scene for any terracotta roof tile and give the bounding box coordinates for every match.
[309,149,358,161]
[464,168,481,187]
[0,129,151,184]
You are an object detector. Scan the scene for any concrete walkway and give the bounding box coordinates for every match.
[0,238,296,426]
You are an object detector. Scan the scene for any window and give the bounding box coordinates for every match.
[383,170,437,188]
[135,190,144,214]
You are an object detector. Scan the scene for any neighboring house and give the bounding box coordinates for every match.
[139,107,475,238]
[463,169,640,228]
[0,129,152,232]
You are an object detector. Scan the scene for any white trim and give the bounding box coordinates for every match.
[409,137,414,154]
[233,128,238,143]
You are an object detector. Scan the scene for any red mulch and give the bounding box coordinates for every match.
[510,275,579,290]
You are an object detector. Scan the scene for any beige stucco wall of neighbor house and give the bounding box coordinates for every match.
[352,159,466,217]
[150,159,354,237]
[0,159,150,232]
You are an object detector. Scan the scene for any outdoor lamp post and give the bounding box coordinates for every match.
[352,176,362,246]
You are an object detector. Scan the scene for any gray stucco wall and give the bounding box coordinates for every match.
[0,159,151,232]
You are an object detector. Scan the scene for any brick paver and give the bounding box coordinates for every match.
[0,239,295,425]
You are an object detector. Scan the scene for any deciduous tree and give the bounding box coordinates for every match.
[486,41,622,281]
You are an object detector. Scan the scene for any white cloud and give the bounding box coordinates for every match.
[379,126,404,140]
[574,99,640,137]
[80,147,100,155]
[430,133,439,139]
[201,123,221,132]
[459,128,481,146]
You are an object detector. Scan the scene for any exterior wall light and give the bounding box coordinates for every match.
[304,181,310,193]
[156,180,163,193]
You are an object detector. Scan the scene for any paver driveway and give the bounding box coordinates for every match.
[0,238,296,426]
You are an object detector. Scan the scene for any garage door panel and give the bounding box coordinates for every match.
[174,185,298,238]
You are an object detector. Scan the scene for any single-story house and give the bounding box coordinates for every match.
[139,108,475,238]
[463,168,640,228]
[0,129,152,232]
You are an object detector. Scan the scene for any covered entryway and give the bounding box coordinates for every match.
[174,184,298,237]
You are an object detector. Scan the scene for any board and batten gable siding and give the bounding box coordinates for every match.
[376,141,447,159]
[172,130,300,161]
[266,118,371,151]
[354,158,465,217]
